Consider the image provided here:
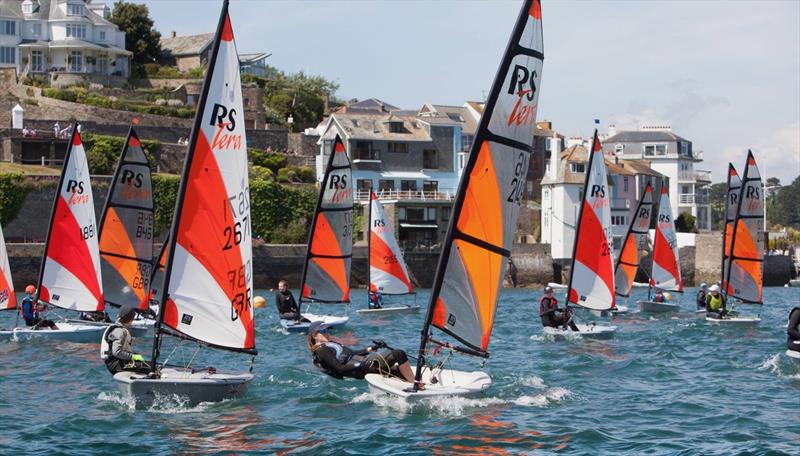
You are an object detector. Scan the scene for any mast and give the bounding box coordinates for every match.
[415,0,544,384]
[367,190,373,306]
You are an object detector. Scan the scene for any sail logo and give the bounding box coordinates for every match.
[329,173,350,203]
[66,179,90,205]
[590,184,608,208]
[120,170,149,200]
[506,64,538,127]
[729,192,738,206]
[637,208,651,228]
[209,104,242,151]
[744,185,762,211]
[658,214,671,223]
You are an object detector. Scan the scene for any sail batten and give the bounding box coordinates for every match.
[369,192,413,296]
[152,0,255,358]
[299,136,353,304]
[419,0,544,355]
[98,128,154,309]
[614,183,654,297]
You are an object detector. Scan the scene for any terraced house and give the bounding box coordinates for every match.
[0,0,130,85]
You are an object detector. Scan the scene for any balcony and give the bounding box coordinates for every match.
[678,170,712,183]
[355,188,456,202]
[679,193,709,205]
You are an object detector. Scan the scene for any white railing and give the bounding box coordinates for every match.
[355,189,457,201]
[679,193,709,205]
[678,170,712,182]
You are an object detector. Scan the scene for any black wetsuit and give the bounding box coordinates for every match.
[696,289,707,310]
[312,342,408,380]
[21,297,57,329]
[538,295,578,331]
[787,307,800,352]
[275,290,303,320]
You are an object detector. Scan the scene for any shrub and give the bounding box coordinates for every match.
[42,88,77,102]
[83,133,160,175]
[0,173,30,225]
[151,174,180,237]
[249,149,287,173]
[250,178,316,242]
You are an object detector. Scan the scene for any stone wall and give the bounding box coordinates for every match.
[695,232,722,285]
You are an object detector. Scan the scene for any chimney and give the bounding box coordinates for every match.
[171,31,177,38]
[608,124,616,138]
[548,132,560,180]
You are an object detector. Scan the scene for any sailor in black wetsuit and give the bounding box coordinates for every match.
[696,283,708,310]
[787,307,800,353]
[538,286,578,331]
[274,280,309,322]
[307,322,419,386]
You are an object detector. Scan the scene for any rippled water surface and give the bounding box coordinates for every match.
[1,287,798,455]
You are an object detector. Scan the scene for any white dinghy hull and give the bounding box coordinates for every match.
[280,313,349,333]
[542,323,617,339]
[785,349,800,364]
[705,315,761,325]
[365,366,491,400]
[0,322,106,343]
[113,367,253,408]
[356,305,421,316]
[591,305,630,317]
[638,301,681,313]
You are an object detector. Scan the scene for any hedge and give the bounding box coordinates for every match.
[0,173,30,225]
[83,133,160,175]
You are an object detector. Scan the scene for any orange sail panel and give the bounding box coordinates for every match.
[721,164,741,294]
[369,192,413,295]
[427,0,544,352]
[726,151,764,303]
[98,128,154,309]
[0,222,15,310]
[158,6,255,351]
[567,132,615,310]
[614,183,654,297]
[300,135,353,303]
[650,181,682,292]
[38,129,103,312]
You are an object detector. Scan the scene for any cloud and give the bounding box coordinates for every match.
[718,122,800,185]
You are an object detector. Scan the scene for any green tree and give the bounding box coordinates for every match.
[263,71,339,131]
[708,182,727,231]
[768,175,800,229]
[675,213,698,233]
[110,2,162,66]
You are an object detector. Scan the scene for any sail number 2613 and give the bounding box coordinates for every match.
[506,152,527,205]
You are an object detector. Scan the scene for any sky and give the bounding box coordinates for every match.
[135,0,800,184]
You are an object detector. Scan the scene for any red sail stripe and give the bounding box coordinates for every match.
[221,13,233,42]
[370,229,412,292]
[529,0,542,19]
[175,129,254,348]
[128,136,141,148]
[574,200,615,299]
[46,195,103,310]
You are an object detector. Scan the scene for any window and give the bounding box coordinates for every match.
[441,206,451,221]
[387,142,408,154]
[643,144,667,157]
[32,23,42,36]
[615,144,624,155]
[66,24,87,39]
[612,215,627,226]
[1,20,15,35]
[406,208,425,221]
[67,3,85,16]
[400,180,417,191]
[30,50,43,72]
[427,207,437,221]
[570,163,586,173]
[353,141,375,160]
[544,213,549,229]
[681,185,690,194]
[543,189,550,204]
[69,51,82,72]
[97,55,107,74]
[387,121,405,133]
[99,31,106,41]
[423,149,439,169]
[447,113,464,122]
[22,2,33,14]
[0,47,14,64]
[378,180,395,191]
[458,153,465,170]
[461,134,473,152]
[545,137,551,151]
[623,176,629,192]
[356,179,373,192]
[680,142,689,156]
[423,180,438,193]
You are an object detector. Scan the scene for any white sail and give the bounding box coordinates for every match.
[369,192,413,295]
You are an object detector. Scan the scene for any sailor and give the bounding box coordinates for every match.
[652,288,667,303]
[307,322,420,387]
[20,285,58,330]
[102,306,150,375]
[368,284,383,310]
[705,284,727,318]
[787,307,800,353]
[696,283,708,310]
[274,280,308,322]
[538,286,578,331]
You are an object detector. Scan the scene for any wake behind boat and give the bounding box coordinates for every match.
[0,321,106,343]
[542,323,617,339]
[279,313,349,333]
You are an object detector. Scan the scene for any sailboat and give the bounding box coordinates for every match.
[0,126,108,343]
[544,131,618,338]
[610,183,654,314]
[356,191,419,315]
[0,221,17,328]
[281,135,352,333]
[112,0,256,406]
[366,0,543,399]
[707,151,763,324]
[638,181,683,312]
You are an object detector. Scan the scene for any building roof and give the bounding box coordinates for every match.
[327,112,432,142]
[417,104,478,134]
[160,32,214,57]
[239,52,269,64]
[542,145,665,185]
[605,129,689,143]
[20,37,130,54]
[1,0,114,26]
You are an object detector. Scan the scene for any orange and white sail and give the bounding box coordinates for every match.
[567,131,615,311]
[98,128,154,309]
[369,191,413,295]
[721,163,741,296]
[422,0,544,354]
[156,2,254,353]
[300,135,353,303]
[726,151,764,303]
[0,222,15,311]
[614,183,654,297]
[650,182,682,292]
[38,128,103,312]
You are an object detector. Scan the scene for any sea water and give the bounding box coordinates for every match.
[0,287,798,454]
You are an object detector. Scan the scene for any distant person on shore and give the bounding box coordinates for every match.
[307,322,420,387]
[696,283,708,310]
[705,284,727,318]
[538,286,578,331]
[275,280,308,322]
[21,285,58,330]
[102,307,150,375]
[368,284,383,309]
[53,122,60,137]
[787,307,800,353]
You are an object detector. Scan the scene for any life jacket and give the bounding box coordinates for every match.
[707,294,724,311]
[100,324,123,361]
[789,308,800,333]
[311,342,351,380]
[539,296,557,316]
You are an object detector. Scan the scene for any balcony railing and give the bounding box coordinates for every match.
[678,170,712,183]
[355,189,456,201]
[679,193,709,205]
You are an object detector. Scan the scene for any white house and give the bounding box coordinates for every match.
[0,0,130,84]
